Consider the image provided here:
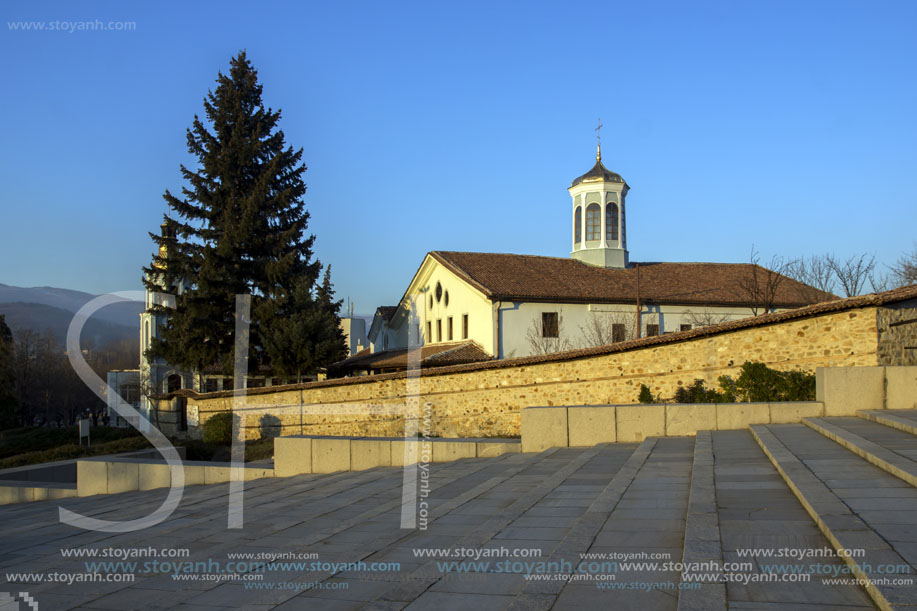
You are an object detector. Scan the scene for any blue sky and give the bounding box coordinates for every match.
[2,0,915,314]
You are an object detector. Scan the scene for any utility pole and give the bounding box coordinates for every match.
[635,264,642,339]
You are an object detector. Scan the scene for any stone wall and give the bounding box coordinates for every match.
[877,299,917,366]
[162,305,882,440]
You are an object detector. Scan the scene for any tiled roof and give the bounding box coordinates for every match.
[328,340,491,375]
[430,251,836,308]
[375,306,398,322]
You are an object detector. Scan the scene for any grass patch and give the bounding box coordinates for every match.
[0,426,275,469]
[0,426,141,460]
[0,436,153,469]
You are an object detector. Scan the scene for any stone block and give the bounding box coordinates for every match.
[885,366,917,411]
[816,366,885,416]
[616,404,665,442]
[311,437,351,473]
[431,441,477,463]
[521,406,568,452]
[204,465,231,485]
[716,403,770,430]
[665,404,716,436]
[769,401,824,424]
[138,463,173,491]
[46,487,77,501]
[391,439,423,467]
[244,467,273,481]
[77,460,108,497]
[567,406,616,446]
[182,465,206,486]
[106,461,140,494]
[351,439,392,470]
[476,441,521,458]
[273,436,312,477]
[0,486,24,505]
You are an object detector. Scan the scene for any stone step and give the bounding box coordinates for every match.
[751,423,917,610]
[676,431,726,611]
[859,409,917,437]
[803,417,917,487]
[709,429,873,610]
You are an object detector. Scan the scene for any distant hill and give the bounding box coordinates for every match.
[0,302,138,347]
[0,283,143,328]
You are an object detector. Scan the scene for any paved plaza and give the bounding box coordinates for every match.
[4,414,917,609]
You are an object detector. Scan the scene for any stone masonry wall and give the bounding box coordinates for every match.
[170,307,881,440]
[877,299,917,366]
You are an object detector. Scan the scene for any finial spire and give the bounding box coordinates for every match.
[595,117,603,161]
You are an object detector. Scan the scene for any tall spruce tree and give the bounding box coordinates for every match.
[144,51,333,381]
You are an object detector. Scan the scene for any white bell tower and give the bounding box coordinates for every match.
[569,123,629,269]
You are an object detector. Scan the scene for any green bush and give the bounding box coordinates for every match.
[671,362,815,403]
[733,362,815,402]
[674,379,736,404]
[201,413,234,445]
[638,384,656,404]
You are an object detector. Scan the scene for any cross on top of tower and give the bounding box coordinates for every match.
[595,117,603,161]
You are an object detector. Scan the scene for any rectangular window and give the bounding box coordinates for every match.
[447,317,453,341]
[462,314,469,339]
[222,378,233,391]
[646,324,659,337]
[542,312,559,338]
[680,324,692,332]
[204,378,218,393]
[612,323,626,343]
[247,378,265,389]
[426,321,432,342]
[436,319,442,342]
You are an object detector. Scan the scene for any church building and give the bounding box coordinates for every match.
[333,144,833,375]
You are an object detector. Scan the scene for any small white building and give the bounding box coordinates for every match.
[106,369,140,428]
[340,316,369,356]
[363,145,833,362]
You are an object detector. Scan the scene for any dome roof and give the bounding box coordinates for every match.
[570,145,626,187]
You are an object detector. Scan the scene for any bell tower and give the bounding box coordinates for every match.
[569,126,630,269]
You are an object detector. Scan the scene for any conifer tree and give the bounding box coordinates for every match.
[144,51,333,379]
[0,315,19,429]
[260,266,347,383]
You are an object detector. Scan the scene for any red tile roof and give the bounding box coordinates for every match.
[328,340,491,375]
[430,251,836,308]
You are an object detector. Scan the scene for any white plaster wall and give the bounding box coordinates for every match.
[499,302,787,358]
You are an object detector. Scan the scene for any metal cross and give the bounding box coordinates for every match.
[595,117,603,145]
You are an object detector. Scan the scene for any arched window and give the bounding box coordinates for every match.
[586,203,601,241]
[574,206,582,243]
[606,202,619,242]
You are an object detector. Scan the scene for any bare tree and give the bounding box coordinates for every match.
[737,246,791,316]
[525,314,573,355]
[826,253,877,297]
[682,308,730,329]
[785,255,836,302]
[579,311,637,348]
[891,244,917,287]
